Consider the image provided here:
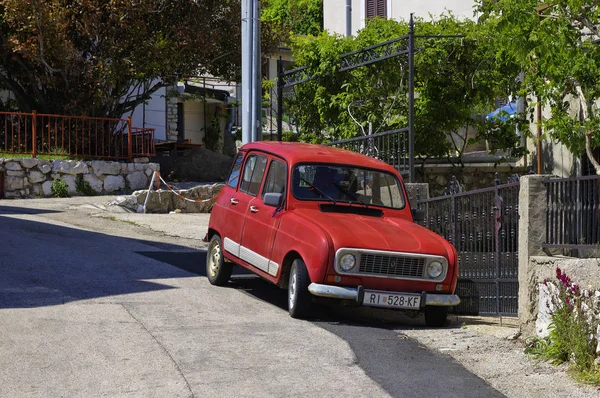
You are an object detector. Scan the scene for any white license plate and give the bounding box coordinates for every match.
[363,291,421,309]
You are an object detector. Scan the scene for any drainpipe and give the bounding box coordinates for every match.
[537,100,542,174]
[346,0,352,37]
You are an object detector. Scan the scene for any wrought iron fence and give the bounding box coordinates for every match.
[324,128,409,174]
[544,175,600,249]
[417,175,520,316]
[0,111,155,160]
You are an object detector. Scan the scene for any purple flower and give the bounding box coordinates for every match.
[556,267,562,279]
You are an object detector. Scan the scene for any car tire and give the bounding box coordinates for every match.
[288,259,312,319]
[206,235,233,286]
[424,306,448,327]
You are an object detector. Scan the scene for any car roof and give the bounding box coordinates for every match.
[240,141,399,173]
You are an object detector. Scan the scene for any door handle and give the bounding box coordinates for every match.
[249,206,259,213]
[230,198,239,205]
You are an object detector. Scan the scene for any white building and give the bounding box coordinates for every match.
[324,0,475,36]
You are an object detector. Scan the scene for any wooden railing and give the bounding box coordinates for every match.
[0,111,155,160]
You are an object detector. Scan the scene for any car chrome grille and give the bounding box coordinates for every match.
[358,254,425,278]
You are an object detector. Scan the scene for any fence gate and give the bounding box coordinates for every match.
[417,175,520,316]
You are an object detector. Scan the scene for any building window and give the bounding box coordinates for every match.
[365,0,387,18]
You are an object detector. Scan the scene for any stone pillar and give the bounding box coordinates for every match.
[518,174,553,334]
[404,183,429,209]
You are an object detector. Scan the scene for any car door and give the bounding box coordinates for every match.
[239,157,287,277]
[222,152,268,260]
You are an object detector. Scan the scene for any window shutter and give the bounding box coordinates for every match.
[366,0,376,18]
[366,0,386,19]
[376,0,386,18]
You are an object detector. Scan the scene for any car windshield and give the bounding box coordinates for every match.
[292,164,406,209]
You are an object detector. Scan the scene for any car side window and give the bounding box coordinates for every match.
[239,154,268,196]
[227,153,244,188]
[262,160,287,199]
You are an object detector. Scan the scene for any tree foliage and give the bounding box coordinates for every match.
[262,0,323,41]
[284,16,524,161]
[477,0,600,173]
[0,0,265,118]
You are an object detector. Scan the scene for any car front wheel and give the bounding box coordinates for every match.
[206,235,233,286]
[288,259,312,318]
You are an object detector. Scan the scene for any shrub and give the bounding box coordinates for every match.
[51,178,70,198]
[526,268,600,384]
[75,175,96,196]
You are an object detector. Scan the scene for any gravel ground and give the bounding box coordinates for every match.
[400,316,600,398]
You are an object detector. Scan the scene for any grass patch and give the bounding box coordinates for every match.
[51,178,70,198]
[101,216,137,226]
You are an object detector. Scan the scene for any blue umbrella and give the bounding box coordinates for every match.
[486,102,517,122]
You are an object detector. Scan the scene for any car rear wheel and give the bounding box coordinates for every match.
[288,259,312,318]
[206,235,233,286]
[424,306,448,327]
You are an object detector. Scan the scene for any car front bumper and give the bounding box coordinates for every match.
[308,283,460,308]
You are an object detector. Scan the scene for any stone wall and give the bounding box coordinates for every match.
[527,256,600,337]
[0,158,159,198]
[108,183,224,213]
[416,163,529,196]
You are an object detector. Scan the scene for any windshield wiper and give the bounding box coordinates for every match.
[332,182,369,208]
[301,177,336,204]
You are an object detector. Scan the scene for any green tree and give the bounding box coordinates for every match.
[0,0,277,118]
[262,0,323,40]
[477,0,600,174]
[284,16,524,162]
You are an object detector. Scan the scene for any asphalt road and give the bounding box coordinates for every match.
[0,199,505,398]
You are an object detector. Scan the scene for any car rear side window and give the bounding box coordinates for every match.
[240,154,268,196]
[227,153,244,188]
[262,160,287,199]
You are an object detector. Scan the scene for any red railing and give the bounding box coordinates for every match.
[0,111,155,160]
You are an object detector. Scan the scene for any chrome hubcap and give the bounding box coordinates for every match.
[208,241,221,277]
[289,271,297,310]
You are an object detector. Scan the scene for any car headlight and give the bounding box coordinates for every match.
[427,261,443,279]
[339,253,356,272]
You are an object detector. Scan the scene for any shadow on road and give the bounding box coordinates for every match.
[0,215,201,309]
[0,205,61,215]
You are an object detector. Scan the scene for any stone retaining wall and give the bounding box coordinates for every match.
[0,158,159,198]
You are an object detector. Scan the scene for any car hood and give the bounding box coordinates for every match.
[293,208,450,257]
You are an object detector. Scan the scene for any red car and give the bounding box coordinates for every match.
[205,142,459,326]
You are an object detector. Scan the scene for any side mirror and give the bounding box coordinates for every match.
[411,208,425,222]
[264,192,284,208]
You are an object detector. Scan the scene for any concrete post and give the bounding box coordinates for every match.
[404,183,429,209]
[518,174,552,334]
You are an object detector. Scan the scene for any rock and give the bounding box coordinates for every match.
[31,184,42,196]
[107,195,138,212]
[21,158,40,169]
[134,157,149,163]
[52,160,89,175]
[62,175,77,194]
[148,163,160,171]
[5,162,22,171]
[103,175,125,192]
[126,171,148,191]
[5,176,24,190]
[83,174,103,193]
[91,161,122,176]
[145,168,154,177]
[28,170,47,184]
[42,181,53,196]
[6,170,25,177]
[135,190,173,213]
[38,162,52,174]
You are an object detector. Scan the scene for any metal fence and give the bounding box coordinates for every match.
[324,128,409,175]
[544,175,600,250]
[0,111,155,160]
[417,175,520,316]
